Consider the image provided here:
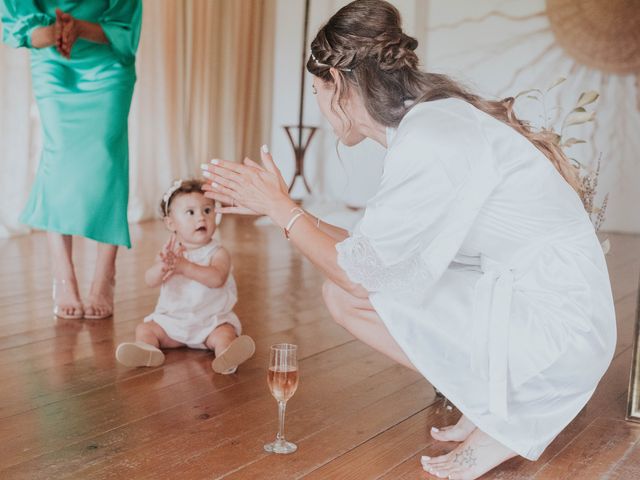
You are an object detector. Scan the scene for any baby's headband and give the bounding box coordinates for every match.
[162,178,223,226]
[162,179,183,216]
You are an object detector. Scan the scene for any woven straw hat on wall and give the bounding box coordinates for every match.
[546,0,640,75]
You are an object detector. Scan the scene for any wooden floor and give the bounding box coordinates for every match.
[1,216,639,479]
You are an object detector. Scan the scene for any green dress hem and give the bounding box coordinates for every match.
[19,215,132,248]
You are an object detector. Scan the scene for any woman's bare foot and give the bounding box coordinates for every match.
[53,278,83,319]
[431,415,476,442]
[85,277,115,319]
[421,428,516,479]
[86,244,118,319]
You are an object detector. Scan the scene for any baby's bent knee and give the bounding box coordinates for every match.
[215,323,237,337]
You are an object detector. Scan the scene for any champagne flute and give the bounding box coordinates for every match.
[264,343,299,454]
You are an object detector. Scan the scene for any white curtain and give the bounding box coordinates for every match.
[0,0,275,235]
[0,38,40,237]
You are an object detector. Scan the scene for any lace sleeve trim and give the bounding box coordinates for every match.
[336,234,432,293]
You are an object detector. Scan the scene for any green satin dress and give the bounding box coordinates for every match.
[1,0,142,247]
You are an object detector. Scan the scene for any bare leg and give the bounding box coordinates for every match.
[321,280,415,370]
[85,242,117,319]
[324,281,517,478]
[116,321,182,367]
[204,323,238,356]
[48,232,83,318]
[421,429,516,479]
[135,321,184,349]
[431,415,477,442]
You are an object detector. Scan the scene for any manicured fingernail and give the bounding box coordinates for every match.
[431,427,439,432]
[261,144,269,154]
[210,159,219,165]
[421,455,431,461]
[200,163,209,170]
[202,171,213,179]
[211,182,219,189]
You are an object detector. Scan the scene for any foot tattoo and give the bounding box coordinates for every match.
[453,446,477,468]
[422,428,516,479]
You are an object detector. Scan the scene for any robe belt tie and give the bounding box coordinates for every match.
[460,224,596,421]
[473,255,515,420]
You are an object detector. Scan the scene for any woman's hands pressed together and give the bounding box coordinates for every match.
[47,8,109,58]
[55,9,79,58]
[200,146,364,296]
[201,146,295,223]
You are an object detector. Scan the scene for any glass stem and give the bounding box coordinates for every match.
[277,400,287,442]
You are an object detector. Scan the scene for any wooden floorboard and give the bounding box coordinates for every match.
[0,217,638,479]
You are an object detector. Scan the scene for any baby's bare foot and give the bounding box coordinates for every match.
[430,415,476,442]
[421,428,516,479]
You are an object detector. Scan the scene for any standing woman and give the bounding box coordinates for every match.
[201,1,616,478]
[1,0,142,319]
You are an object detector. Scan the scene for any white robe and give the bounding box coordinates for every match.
[336,98,616,460]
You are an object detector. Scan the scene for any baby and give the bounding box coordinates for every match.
[116,179,255,374]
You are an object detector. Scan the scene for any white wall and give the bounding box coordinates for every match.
[424,0,639,233]
[271,0,640,233]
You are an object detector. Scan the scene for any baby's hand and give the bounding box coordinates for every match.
[158,240,174,279]
[159,234,186,281]
[159,254,175,281]
[172,253,188,275]
[167,243,187,274]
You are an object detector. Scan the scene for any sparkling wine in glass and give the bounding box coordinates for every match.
[264,343,299,454]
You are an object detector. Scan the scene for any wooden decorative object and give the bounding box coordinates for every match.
[546,0,640,75]
[283,125,318,194]
[284,0,317,195]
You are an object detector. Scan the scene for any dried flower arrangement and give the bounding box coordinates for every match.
[515,77,609,250]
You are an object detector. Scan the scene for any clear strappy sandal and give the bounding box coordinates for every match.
[52,279,84,320]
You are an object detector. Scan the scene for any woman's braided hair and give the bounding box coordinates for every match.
[306,0,582,197]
